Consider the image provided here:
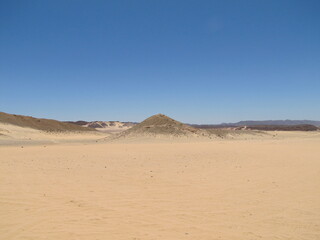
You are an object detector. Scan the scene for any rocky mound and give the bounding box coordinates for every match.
[0,112,96,132]
[108,114,209,140]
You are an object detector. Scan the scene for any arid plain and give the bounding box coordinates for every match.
[1,113,320,240]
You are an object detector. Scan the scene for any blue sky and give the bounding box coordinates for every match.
[1,0,319,123]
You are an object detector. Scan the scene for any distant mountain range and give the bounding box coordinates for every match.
[221,120,320,127]
[69,119,320,132]
[190,120,320,131]
[1,111,319,133]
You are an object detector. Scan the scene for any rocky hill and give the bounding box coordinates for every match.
[108,114,209,140]
[0,112,95,132]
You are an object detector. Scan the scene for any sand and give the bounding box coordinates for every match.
[1,132,320,240]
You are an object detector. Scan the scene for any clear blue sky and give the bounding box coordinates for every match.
[1,0,319,123]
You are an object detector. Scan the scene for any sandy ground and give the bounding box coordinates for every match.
[1,133,320,239]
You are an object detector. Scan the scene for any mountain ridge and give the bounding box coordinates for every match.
[222,120,320,126]
[0,112,95,132]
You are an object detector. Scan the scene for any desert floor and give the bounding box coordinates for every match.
[1,134,320,240]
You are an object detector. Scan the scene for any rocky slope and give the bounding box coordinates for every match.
[0,112,95,132]
[107,114,210,140]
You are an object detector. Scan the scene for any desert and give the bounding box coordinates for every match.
[1,112,320,240]
[2,1,320,239]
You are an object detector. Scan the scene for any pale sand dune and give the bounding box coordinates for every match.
[1,134,320,240]
[0,123,106,146]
